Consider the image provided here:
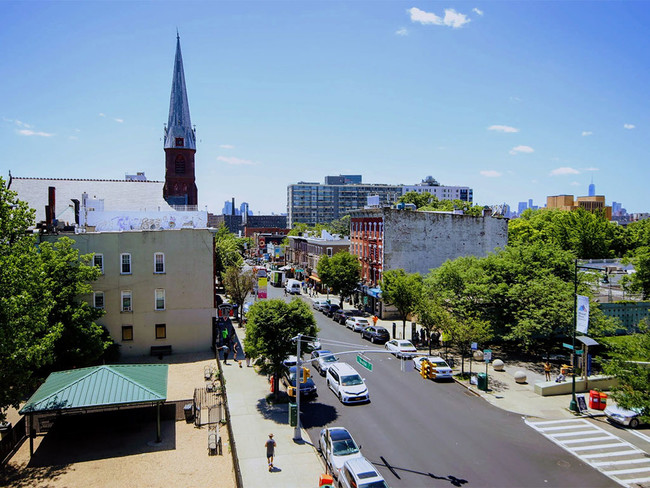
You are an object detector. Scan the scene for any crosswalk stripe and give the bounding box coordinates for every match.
[623,476,650,484]
[592,458,650,467]
[571,442,627,451]
[584,450,640,459]
[607,466,650,475]
[527,418,589,427]
[550,430,606,438]
[561,436,616,445]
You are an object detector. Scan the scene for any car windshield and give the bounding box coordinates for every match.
[359,481,389,488]
[342,374,364,386]
[323,355,338,363]
[357,319,369,324]
[332,439,359,456]
[431,360,449,368]
[398,341,413,348]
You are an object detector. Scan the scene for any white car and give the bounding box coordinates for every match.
[412,356,453,380]
[318,427,363,481]
[345,316,371,332]
[313,299,329,310]
[311,349,339,376]
[339,457,389,488]
[385,339,417,358]
[326,363,370,404]
[604,404,646,429]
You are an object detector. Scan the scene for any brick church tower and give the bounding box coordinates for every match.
[163,33,198,207]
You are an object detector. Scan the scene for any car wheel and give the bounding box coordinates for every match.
[371,336,376,344]
[630,418,640,429]
[339,393,343,403]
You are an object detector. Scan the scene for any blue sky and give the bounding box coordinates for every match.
[2,1,648,215]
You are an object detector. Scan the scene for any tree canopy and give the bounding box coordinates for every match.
[243,298,318,397]
[399,191,484,216]
[316,251,361,309]
[380,269,423,337]
[223,265,256,322]
[214,224,244,279]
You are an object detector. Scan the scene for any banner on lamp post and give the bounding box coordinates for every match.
[576,294,589,334]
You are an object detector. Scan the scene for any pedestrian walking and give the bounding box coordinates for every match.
[372,315,378,326]
[233,341,242,367]
[222,344,230,365]
[544,361,552,381]
[265,433,276,471]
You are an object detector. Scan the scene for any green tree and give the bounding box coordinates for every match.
[316,251,361,310]
[0,178,57,419]
[602,322,650,425]
[215,224,244,280]
[448,315,493,376]
[414,295,456,355]
[243,298,318,398]
[223,265,256,322]
[327,215,351,237]
[622,246,650,299]
[38,237,110,370]
[380,269,423,339]
[399,191,433,209]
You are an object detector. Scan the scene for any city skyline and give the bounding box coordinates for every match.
[1,2,648,215]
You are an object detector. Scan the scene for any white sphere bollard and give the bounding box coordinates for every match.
[473,350,484,361]
[492,359,505,371]
[514,371,527,384]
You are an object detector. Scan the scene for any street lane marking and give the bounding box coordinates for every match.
[526,418,650,488]
[629,429,650,443]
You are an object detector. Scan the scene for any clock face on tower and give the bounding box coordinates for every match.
[175,137,184,147]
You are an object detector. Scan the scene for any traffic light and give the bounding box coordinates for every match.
[287,385,296,397]
[428,365,436,380]
[301,367,311,383]
[420,360,430,379]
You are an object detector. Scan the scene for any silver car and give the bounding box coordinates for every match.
[604,404,646,429]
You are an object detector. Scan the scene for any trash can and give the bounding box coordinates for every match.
[589,390,600,410]
[289,402,298,427]
[477,373,487,391]
[183,404,194,423]
[599,392,608,410]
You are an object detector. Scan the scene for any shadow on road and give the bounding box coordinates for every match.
[375,455,468,487]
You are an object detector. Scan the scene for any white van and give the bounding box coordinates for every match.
[326,362,369,404]
[285,279,302,295]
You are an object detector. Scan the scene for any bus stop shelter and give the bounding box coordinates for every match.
[19,364,168,457]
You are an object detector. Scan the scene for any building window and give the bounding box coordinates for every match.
[155,323,167,339]
[175,155,185,174]
[155,289,165,311]
[93,254,104,274]
[122,325,133,341]
[121,291,132,312]
[120,253,131,274]
[175,137,184,147]
[154,253,165,273]
[326,247,333,257]
[93,291,104,309]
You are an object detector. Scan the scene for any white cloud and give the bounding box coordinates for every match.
[217,156,256,166]
[583,167,599,172]
[581,131,593,136]
[113,118,124,123]
[473,8,483,16]
[624,123,635,129]
[219,144,235,149]
[488,125,519,133]
[480,170,501,177]
[15,120,32,128]
[550,167,580,176]
[570,181,580,186]
[509,145,534,155]
[98,113,106,117]
[395,27,409,36]
[509,96,522,103]
[408,7,470,28]
[18,129,54,137]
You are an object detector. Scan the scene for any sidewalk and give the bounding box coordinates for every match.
[221,324,325,488]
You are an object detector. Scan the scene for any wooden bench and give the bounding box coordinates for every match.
[150,345,172,357]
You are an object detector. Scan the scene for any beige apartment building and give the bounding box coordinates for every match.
[53,228,217,357]
[547,194,612,220]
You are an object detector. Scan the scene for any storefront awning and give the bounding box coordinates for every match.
[309,275,321,282]
[367,287,382,298]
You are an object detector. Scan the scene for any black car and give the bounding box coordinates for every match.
[281,366,318,399]
[323,303,341,317]
[361,326,390,344]
[335,309,366,325]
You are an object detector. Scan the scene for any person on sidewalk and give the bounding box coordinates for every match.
[221,345,230,365]
[372,315,378,326]
[265,433,276,472]
[544,361,552,381]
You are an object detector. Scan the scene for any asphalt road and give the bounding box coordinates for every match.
[270,287,615,488]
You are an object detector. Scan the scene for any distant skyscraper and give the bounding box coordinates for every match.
[222,200,234,215]
[240,202,250,216]
[518,202,528,215]
[589,179,596,197]
[163,33,198,207]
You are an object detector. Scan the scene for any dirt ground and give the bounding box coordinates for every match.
[1,352,236,488]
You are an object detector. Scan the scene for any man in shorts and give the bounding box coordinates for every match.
[265,433,276,471]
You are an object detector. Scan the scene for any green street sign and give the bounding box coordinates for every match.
[356,354,373,372]
[562,343,584,354]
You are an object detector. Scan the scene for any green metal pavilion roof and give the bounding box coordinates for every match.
[19,364,168,415]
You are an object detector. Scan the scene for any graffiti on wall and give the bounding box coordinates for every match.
[87,211,208,231]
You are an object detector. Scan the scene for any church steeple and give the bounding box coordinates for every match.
[163,33,198,207]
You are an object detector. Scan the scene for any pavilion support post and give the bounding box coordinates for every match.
[156,403,161,443]
[29,414,34,457]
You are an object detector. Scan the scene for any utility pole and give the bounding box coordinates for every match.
[294,333,302,441]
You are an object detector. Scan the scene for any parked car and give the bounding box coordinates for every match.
[412,356,453,380]
[311,349,339,376]
[313,299,329,311]
[346,316,371,332]
[604,404,647,429]
[318,427,363,481]
[285,279,302,295]
[385,339,417,358]
[339,457,389,488]
[361,326,390,344]
[323,303,340,317]
[281,366,317,399]
[334,309,365,325]
[326,362,370,404]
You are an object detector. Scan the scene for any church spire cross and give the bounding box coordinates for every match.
[164,33,195,150]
